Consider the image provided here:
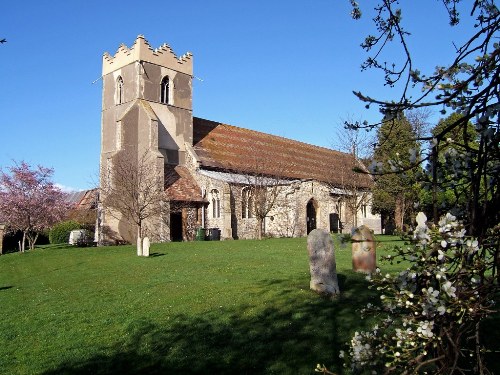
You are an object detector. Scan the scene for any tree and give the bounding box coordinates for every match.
[348,0,500,238]
[0,161,68,252]
[100,150,167,255]
[336,1,500,373]
[238,156,297,240]
[371,113,421,231]
[420,112,479,220]
[332,121,374,229]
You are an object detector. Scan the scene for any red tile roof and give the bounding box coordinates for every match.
[193,117,373,189]
[164,165,205,202]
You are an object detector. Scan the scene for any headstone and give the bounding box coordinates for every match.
[143,237,150,257]
[137,237,142,257]
[307,228,340,296]
[351,225,376,273]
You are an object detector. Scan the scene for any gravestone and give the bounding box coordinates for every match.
[351,225,376,273]
[143,237,150,257]
[307,228,340,296]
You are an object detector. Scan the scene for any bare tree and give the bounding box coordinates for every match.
[100,150,166,255]
[237,156,297,240]
[333,118,374,229]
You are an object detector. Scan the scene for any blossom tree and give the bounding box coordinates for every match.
[0,161,68,252]
[337,213,497,374]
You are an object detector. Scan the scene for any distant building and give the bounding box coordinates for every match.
[98,35,381,243]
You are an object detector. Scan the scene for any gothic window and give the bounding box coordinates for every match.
[116,76,124,104]
[242,187,254,219]
[211,189,220,218]
[160,76,170,104]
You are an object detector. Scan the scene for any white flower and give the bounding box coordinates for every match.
[442,281,457,298]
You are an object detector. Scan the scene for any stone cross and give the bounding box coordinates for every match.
[142,237,150,257]
[307,228,340,296]
[351,225,376,273]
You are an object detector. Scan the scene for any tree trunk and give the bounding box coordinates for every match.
[136,224,143,256]
[256,217,264,240]
[21,231,26,252]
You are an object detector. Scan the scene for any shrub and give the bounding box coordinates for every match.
[49,220,82,244]
[339,212,498,374]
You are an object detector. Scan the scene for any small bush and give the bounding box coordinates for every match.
[49,220,82,244]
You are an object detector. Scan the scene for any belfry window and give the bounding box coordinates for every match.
[116,76,124,104]
[160,76,170,104]
[242,187,254,219]
[211,189,220,218]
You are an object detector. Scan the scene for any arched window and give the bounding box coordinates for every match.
[211,189,220,218]
[242,187,254,219]
[115,76,124,104]
[160,76,170,104]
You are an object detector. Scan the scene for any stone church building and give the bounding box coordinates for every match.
[98,35,381,244]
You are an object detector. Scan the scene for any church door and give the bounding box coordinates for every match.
[170,212,183,241]
[306,200,317,234]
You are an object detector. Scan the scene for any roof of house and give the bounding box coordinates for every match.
[66,189,98,209]
[192,117,373,189]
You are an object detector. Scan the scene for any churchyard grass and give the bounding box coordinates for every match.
[1,235,495,374]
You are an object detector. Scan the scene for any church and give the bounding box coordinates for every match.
[98,35,381,244]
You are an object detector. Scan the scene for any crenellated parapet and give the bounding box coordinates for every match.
[102,35,193,76]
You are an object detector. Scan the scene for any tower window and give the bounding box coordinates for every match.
[161,76,170,104]
[115,76,124,104]
[211,189,220,218]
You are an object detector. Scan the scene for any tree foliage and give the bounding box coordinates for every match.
[0,161,68,251]
[348,0,500,238]
[371,113,421,231]
[335,1,500,373]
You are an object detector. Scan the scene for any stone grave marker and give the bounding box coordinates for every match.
[307,228,340,296]
[351,225,376,273]
[143,237,150,257]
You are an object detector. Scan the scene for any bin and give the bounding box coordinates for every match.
[195,227,206,241]
[208,228,221,241]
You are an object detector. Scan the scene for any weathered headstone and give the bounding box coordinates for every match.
[351,225,376,273]
[143,237,150,257]
[307,228,340,296]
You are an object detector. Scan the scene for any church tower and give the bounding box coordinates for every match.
[99,35,194,243]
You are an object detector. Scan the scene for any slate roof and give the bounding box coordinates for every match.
[192,117,373,189]
[164,165,205,202]
[66,189,98,209]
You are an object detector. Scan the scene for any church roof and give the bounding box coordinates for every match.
[165,165,205,202]
[192,117,373,189]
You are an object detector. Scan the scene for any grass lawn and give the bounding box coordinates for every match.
[0,235,496,374]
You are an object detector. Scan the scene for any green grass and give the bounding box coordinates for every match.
[0,234,489,375]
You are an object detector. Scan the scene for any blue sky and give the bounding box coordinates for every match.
[0,1,474,191]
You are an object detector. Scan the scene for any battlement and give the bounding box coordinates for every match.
[102,35,193,76]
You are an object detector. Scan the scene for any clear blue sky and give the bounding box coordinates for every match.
[0,1,474,191]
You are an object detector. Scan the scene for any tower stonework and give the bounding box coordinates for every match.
[99,35,194,243]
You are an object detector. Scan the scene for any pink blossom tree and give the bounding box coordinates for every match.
[0,161,68,252]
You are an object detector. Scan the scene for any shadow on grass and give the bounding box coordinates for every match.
[0,286,13,291]
[42,273,378,375]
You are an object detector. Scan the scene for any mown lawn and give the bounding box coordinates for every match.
[1,235,494,374]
